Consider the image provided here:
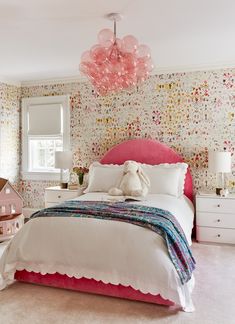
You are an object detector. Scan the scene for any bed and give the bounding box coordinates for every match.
[0,139,195,312]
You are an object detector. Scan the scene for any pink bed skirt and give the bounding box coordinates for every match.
[15,270,174,306]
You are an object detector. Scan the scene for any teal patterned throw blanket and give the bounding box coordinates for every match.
[31,201,195,284]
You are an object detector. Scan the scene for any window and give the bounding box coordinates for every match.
[10,204,16,214]
[22,95,70,180]
[29,138,62,171]
[1,206,6,214]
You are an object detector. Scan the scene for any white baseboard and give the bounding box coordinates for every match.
[23,207,41,218]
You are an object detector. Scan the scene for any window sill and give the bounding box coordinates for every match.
[21,171,60,181]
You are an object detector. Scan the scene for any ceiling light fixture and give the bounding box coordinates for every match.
[79,13,154,96]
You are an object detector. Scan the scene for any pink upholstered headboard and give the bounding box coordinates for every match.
[100,139,193,202]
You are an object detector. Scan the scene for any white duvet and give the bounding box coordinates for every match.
[0,193,195,311]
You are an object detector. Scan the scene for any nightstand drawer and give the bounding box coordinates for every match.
[196,197,235,214]
[196,226,235,244]
[197,212,235,228]
[45,190,79,203]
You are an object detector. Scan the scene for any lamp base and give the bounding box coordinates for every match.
[216,187,222,196]
[60,183,68,189]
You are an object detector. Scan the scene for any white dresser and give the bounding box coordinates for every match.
[196,193,235,244]
[45,186,83,207]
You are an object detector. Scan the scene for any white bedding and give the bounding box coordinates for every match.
[77,193,194,244]
[0,193,195,311]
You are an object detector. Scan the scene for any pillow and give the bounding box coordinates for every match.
[141,163,188,197]
[84,162,124,193]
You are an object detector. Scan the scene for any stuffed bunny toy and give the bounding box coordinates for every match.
[108,160,150,197]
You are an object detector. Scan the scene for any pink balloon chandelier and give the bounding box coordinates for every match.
[79,13,154,96]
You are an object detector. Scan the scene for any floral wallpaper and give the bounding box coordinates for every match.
[18,68,235,208]
[0,82,21,189]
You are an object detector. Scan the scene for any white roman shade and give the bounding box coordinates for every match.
[28,104,62,135]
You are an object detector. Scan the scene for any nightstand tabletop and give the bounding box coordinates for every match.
[197,192,235,199]
[45,186,81,192]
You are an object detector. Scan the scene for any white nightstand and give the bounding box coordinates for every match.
[196,193,235,244]
[45,186,83,208]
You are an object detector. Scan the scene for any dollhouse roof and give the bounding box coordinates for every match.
[0,178,23,201]
[0,178,8,191]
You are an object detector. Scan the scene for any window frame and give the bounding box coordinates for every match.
[21,95,70,181]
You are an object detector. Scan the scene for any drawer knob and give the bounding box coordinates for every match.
[217,234,221,238]
[217,219,221,222]
[217,204,220,208]
[58,195,61,198]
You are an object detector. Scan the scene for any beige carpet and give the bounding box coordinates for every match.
[0,242,235,324]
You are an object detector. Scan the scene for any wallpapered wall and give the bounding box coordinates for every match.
[19,68,235,208]
[1,69,234,208]
[0,82,21,189]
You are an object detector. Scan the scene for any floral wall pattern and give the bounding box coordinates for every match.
[0,82,21,189]
[19,68,235,208]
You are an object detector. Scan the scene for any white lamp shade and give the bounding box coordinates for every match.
[55,151,73,169]
[208,151,231,173]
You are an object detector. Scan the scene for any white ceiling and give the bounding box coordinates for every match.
[1,0,235,83]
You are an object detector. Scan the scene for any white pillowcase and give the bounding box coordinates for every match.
[84,162,123,193]
[141,163,188,197]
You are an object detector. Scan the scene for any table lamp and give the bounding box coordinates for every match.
[55,151,73,189]
[208,151,231,195]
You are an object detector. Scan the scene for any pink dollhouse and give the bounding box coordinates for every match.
[0,178,24,241]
